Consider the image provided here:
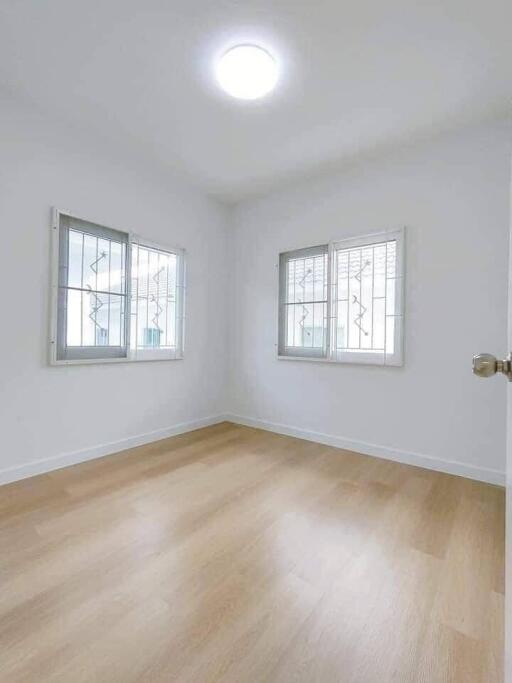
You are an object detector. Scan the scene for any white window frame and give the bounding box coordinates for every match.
[49,208,185,366]
[278,228,405,366]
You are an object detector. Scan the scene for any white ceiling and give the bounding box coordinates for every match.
[0,0,510,203]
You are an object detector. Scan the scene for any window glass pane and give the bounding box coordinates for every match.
[372,298,385,350]
[335,239,397,354]
[385,315,395,355]
[310,302,326,347]
[82,234,98,291]
[282,247,328,353]
[336,299,348,349]
[286,253,327,304]
[66,290,125,348]
[131,244,178,351]
[285,302,326,349]
[69,232,126,297]
[373,244,386,298]
[57,216,128,359]
[386,241,397,278]
[96,238,111,292]
[66,289,82,346]
[67,230,84,289]
[109,241,124,294]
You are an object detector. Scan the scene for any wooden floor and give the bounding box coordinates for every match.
[0,422,505,682]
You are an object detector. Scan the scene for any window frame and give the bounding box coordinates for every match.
[277,228,405,366]
[49,208,186,366]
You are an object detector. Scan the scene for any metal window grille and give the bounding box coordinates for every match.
[278,229,404,365]
[278,244,329,358]
[130,239,185,360]
[55,215,129,361]
[51,210,185,365]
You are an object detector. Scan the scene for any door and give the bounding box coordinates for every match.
[508,359,511,681]
[507,176,511,683]
[472,179,512,680]
[508,225,512,682]
[473,351,511,681]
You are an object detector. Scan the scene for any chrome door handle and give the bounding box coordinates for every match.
[472,353,512,381]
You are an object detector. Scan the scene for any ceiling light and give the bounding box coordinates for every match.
[215,44,278,100]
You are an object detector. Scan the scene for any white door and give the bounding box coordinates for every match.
[508,365,511,680]
[506,173,511,683]
[472,177,511,680]
[508,207,512,682]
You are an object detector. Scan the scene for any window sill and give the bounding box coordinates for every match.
[277,353,403,367]
[50,353,184,366]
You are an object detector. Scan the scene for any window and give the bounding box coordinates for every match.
[50,210,185,364]
[130,240,184,361]
[278,229,404,365]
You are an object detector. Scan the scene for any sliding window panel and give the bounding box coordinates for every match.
[130,240,185,361]
[54,213,129,362]
[278,244,329,358]
[331,228,404,365]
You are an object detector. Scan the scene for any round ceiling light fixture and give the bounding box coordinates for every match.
[215,44,278,100]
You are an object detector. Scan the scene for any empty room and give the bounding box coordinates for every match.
[0,1,511,681]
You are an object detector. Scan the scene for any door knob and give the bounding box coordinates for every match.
[472,353,512,380]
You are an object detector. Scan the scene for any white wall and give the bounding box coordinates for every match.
[1,98,509,487]
[0,95,229,483]
[229,120,511,483]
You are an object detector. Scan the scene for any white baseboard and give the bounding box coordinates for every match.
[225,414,505,487]
[0,414,228,486]
[2,412,504,488]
